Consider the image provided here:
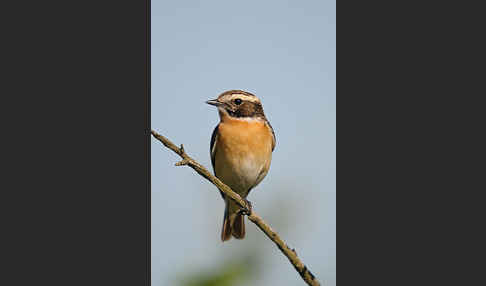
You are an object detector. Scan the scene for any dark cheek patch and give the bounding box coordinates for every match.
[231,102,264,118]
[239,103,253,117]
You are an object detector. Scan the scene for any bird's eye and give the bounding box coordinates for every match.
[234,98,242,105]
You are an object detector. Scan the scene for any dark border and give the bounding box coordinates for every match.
[4,0,151,284]
[146,0,151,284]
[336,0,483,285]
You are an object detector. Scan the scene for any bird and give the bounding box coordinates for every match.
[206,90,276,242]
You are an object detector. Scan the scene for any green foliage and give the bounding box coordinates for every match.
[177,255,260,286]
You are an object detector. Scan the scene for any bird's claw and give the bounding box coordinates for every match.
[238,199,253,216]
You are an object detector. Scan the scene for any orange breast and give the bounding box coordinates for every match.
[214,118,273,196]
[218,119,272,157]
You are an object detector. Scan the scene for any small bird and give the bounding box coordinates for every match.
[206,90,276,241]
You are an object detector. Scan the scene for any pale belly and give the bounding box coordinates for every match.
[214,120,273,197]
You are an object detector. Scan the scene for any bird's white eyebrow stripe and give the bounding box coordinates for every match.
[229,94,260,103]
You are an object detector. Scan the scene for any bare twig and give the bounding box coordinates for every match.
[151,130,320,286]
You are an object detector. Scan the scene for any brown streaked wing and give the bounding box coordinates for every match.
[210,124,219,171]
[210,124,225,199]
[265,120,276,151]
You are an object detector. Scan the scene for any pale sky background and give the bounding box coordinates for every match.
[151,1,335,285]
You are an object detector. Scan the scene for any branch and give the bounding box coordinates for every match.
[151,130,320,286]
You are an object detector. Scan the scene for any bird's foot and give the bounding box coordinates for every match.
[239,199,253,216]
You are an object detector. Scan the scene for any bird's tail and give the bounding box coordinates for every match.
[221,199,245,242]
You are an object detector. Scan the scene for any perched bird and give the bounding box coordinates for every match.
[206,90,276,241]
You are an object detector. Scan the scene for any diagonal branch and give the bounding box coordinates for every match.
[151,130,320,286]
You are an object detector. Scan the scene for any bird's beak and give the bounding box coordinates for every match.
[205,99,223,107]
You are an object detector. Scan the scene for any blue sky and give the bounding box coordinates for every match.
[152,1,335,285]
